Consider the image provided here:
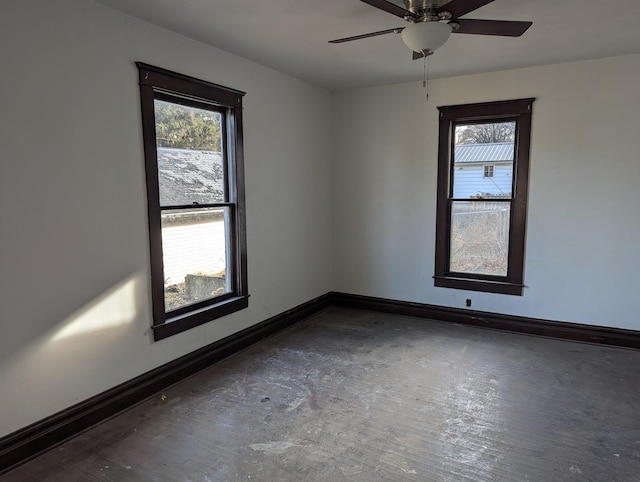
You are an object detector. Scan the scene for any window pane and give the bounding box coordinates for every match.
[453,122,515,199]
[161,207,230,312]
[450,201,510,276]
[154,99,225,206]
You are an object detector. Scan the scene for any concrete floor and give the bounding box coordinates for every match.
[4,307,640,481]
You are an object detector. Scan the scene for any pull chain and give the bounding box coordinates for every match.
[422,53,430,101]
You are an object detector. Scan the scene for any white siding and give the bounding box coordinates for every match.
[453,162,513,198]
[161,220,227,285]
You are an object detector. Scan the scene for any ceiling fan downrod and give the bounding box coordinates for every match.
[403,0,451,21]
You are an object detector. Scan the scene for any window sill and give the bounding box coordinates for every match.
[153,295,250,341]
[434,276,524,296]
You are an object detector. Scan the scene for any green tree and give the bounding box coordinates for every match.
[155,100,221,151]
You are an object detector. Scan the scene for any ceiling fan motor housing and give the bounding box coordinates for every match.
[404,0,448,18]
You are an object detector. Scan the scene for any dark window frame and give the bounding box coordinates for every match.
[434,98,534,296]
[483,165,494,178]
[137,63,248,340]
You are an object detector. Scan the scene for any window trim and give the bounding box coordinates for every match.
[434,98,534,296]
[137,63,249,340]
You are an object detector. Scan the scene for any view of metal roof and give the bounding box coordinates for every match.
[454,142,514,164]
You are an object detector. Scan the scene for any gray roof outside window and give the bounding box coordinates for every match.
[454,142,514,164]
[157,147,224,206]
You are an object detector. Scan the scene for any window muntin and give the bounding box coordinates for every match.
[137,63,248,340]
[435,99,534,295]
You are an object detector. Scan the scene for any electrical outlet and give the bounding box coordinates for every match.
[466,298,472,308]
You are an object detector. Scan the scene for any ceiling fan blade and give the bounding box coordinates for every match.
[437,0,494,19]
[453,19,532,37]
[329,28,403,44]
[360,0,417,19]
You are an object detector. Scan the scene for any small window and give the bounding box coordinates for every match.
[137,63,248,340]
[434,99,534,295]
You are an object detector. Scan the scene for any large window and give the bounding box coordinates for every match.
[137,63,248,340]
[434,99,534,295]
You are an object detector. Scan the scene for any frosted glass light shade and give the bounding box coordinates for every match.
[401,21,452,53]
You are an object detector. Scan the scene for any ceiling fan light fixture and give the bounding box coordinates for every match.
[401,20,452,54]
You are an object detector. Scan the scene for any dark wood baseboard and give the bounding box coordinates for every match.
[2,290,639,474]
[331,292,640,350]
[0,293,332,474]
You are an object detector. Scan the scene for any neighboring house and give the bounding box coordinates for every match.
[453,142,513,198]
[157,148,227,287]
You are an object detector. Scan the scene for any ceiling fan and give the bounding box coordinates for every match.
[329,0,532,59]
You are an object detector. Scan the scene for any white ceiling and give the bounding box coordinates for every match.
[94,0,640,91]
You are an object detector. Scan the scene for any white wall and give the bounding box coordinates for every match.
[333,54,640,330]
[0,0,332,437]
[2,0,639,442]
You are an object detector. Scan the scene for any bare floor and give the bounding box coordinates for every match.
[4,307,640,481]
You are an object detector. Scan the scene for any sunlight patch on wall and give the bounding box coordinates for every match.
[52,275,143,341]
